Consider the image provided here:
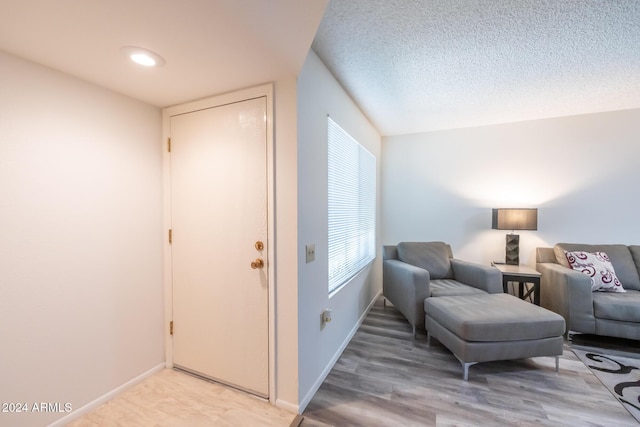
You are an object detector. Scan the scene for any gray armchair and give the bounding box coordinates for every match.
[383,242,502,337]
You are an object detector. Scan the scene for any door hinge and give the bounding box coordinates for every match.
[168,229,173,244]
[169,321,174,335]
[167,137,172,152]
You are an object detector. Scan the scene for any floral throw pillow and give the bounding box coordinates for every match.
[565,251,626,293]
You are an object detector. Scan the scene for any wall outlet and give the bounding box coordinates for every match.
[321,308,332,329]
[306,244,315,263]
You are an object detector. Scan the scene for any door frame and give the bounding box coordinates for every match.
[162,83,275,401]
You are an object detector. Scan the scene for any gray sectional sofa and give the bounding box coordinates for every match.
[536,243,640,341]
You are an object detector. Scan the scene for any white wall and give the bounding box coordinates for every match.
[273,76,301,411]
[0,52,164,427]
[382,109,640,267]
[296,50,382,410]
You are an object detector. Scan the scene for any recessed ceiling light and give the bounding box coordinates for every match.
[120,46,165,67]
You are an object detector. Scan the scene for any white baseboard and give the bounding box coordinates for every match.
[275,398,300,414]
[48,363,165,427]
[298,290,382,413]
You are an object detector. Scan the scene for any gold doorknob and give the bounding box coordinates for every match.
[251,258,264,269]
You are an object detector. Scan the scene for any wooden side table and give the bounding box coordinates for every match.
[492,263,541,305]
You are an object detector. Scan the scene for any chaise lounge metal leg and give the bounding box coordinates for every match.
[412,325,417,339]
[454,355,477,381]
[383,298,387,309]
[462,361,477,381]
[555,356,559,372]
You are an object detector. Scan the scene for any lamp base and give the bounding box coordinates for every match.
[505,234,519,265]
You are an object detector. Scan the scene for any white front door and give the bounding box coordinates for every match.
[169,96,269,397]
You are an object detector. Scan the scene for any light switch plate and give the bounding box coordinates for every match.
[306,244,315,263]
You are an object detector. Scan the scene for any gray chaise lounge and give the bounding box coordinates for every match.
[384,242,566,380]
[383,242,502,337]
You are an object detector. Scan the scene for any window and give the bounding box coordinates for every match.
[327,116,376,294]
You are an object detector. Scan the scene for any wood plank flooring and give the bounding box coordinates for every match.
[66,368,295,427]
[63,297,638,426]
[301,297,638,426]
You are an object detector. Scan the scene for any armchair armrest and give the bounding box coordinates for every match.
[537,262,595,334]
[451,259,502,294]
[383,259,430,331]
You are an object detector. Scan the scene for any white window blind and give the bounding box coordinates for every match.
[327,117,376,294]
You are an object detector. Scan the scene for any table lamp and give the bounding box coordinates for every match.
[492,208,538,265]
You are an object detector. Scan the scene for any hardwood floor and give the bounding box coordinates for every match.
[66,368,295,427]
[64,298,638,426]
[301,298,638,426]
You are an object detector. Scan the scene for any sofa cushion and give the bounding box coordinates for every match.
[397,242,453,279]
[424,294,565,342]
[554,243,640,290]
[430,279,487,297]
[565,251,625,293]
[593,290,640,323]
[629,246,640,286]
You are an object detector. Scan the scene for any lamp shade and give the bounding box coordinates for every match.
[492,208,538,231]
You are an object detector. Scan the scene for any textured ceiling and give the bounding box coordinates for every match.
[0,0,327,108]
[312,0,640,136]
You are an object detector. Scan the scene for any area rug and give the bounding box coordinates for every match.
[573,348,640,423]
